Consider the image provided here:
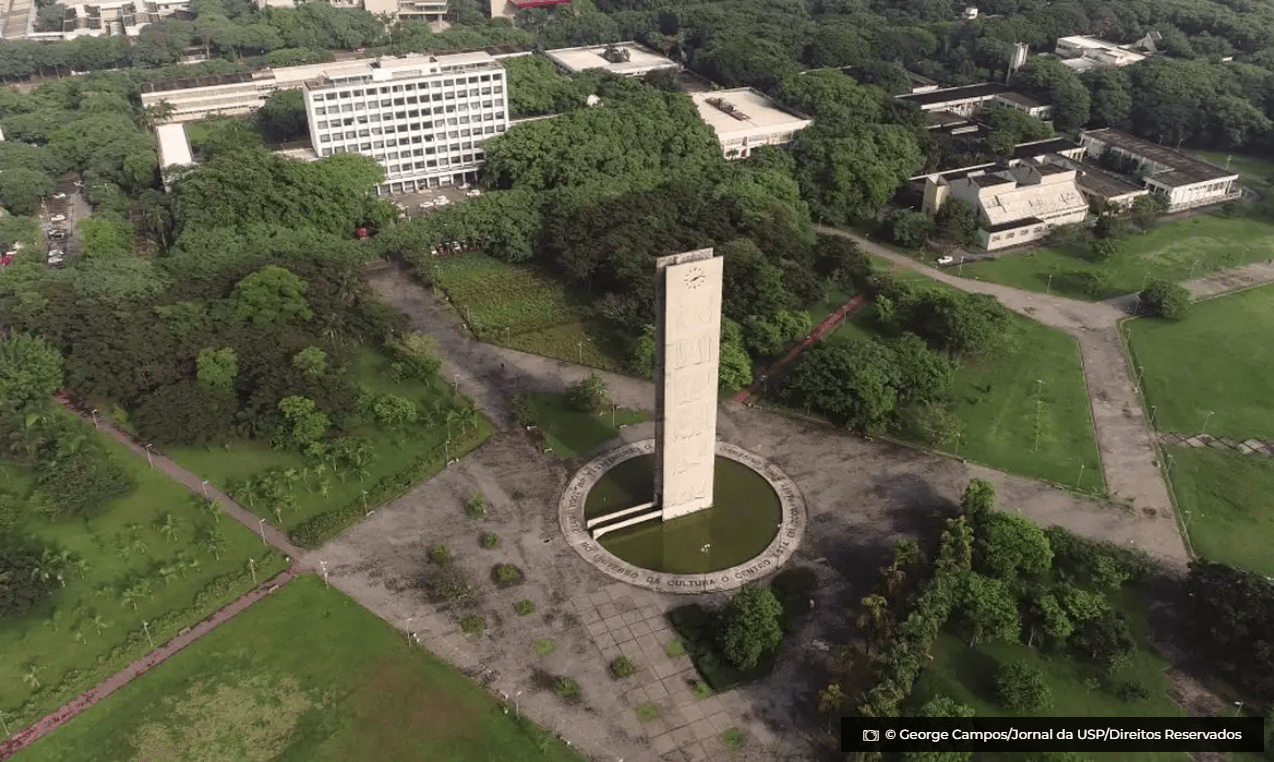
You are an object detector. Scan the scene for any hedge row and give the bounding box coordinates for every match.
[289,422,492,548]
[859,516,974,718]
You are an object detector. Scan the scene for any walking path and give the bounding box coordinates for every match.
[57,397,309,564]
[1159,431,1274,458]
[732,293,867,404]
[0,570,296,761]
[817,226,1176,521]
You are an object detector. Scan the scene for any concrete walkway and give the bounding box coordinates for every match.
[0,570,296,761]
[60,401,309,564]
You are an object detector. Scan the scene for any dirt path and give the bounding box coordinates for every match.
[733,293,867,404]
[0,570,296,761]
[58,398,309,564]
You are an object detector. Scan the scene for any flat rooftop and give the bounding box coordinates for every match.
[690,88,811,137]
[1013,137,1081,160]
[996,91,1047,109]
[1081,128,1238,186]
[1058,35,1119,50]
[897,82,1008,107]
[155,123,193,167]
[544,42,678,75]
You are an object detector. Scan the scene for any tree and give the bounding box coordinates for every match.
[995,660,1053,711]
[818,682,845,733]
[0,168,55,217]
[815,234,873,291]
[977,512,1054,580]
[1029,593,1074,647]
[718,319,753,391]
[889,210,934,248]
[1070,610,1137,671]
[0,533,65,617]
[1186,561,1274,705]
[1013,57,1091,131]
[567,373,609,414]
[903,695,975,762]
[277,395,329,448]
[292,346,327,378]
[959,573,1020,646]
[231,265,312,326]
[721,584,784,670]
[196,347,238,391]
[891,333,958,405]
[1139,279,1191,320]
[780,340,900,431]
[1056,584,1111,625]
[257,88,308,141]
[0,333,64,415]
[902,290,1011,357]
[984,105,1053,156]
[934,198,979,246]
[1083,68,1133,129]
[1127,194,1169,230]
[371,393,418,429]
[792,124,925,222]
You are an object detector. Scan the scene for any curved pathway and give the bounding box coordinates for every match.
[0,570,296,761]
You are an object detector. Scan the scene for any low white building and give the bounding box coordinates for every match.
[544,42,679,78]
[490,0,569,19]
[992,91,1053,121]
[689,88,811,160]
[1078,128,1241,212]
[1054,35,1155,73]
[897,83,1010,117]
[155,122,194,190]
[921,161,1088,251]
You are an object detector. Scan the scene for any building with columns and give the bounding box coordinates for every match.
[1078,128,1241,212]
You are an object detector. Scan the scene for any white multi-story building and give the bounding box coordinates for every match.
[545,42,680,77]
[302,52,509,194]
[1054,34,1159,73]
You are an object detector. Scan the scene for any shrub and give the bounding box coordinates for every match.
[533,638,557,656]
[692,680,713,699]
[721,584,784,669]
[1116,679,1150,703]
[480,532,500,549]
[463,492,487,519]
[722,727,747,749]
[665,639,686,658]
[1139,279,1191,320]
[770,567,818,619]
[493,564,524,587]
[514,598,536,615]
[428,544,452,566]
[1070,610,1137,672]
[995,660,1053,711]
[460,615,485,635]
[553,676,581,702]
[635,702,661,722]
[609,656,636,679]
[566,373,609,414]
[426,565,478,606]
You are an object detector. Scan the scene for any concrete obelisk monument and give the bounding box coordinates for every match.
[653,248,724,521]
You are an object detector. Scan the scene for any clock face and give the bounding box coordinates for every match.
[684,266,706,290]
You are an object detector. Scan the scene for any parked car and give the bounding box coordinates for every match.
[937,255,955,265]
[48,229,69,241]
[466,189,482,198]
[50,214,67,223]
[52,192,68,200]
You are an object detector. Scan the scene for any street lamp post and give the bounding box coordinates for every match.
[257,518,267,546]
[1077,463,1085,489]
[144,444,154,468]
[1045,274,1053,294]
[142,620,154,649]
[200,480,209,499]
[90,408,98,429]
[0,710,8,737]
[1201,410,1215,436]
[515,690,522,719]
[361,491,368,513]
[248,557,257,584]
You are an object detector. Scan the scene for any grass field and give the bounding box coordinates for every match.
[17,576,584,762]
[1125,283,1274,441]
[434,254,629,371]
[803,279,1103,491]
[169,348,490,535]
[523,392,647,460]
[961,215,1274,300]
[0,421,285,734]
[914,590,1185,762]
[1163,446,1274,577]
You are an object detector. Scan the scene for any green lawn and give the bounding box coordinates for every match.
[962,215,1274,300]
[169,348,491,538]
[523,392,647,460]
[1189,150,1274,191]
[0,421,285,735]
[1125,283,1274,441]
[434,253,629,371]
[914,590,1185,762]
[16,576,584,762]
[1163,446,1274,577]
[807,279,1103,491]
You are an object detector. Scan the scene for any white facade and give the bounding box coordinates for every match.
[1078,129,1241,212]
[924,163,1088,251]
[545,42,680,77]
[303,53,509,194]
[690,88,811,160]
[1055,35,1148,72]
[27,0,190,40]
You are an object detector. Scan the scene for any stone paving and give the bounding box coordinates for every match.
[568,582,769,762]
[1159,431,1274,457]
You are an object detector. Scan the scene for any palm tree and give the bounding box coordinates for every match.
[90,614,109,635]
[157,513,180,543]
[857,595,894,653]
[74,629,87,645]
[202,528,226,561]
[462,406,480,432]
[317,478,332,499]
[282,468,300,490]
[23,664,44,690]
[122,579,152,611]
[177,552,199,578]
[879,563,906,596]
[156,564,178,587]
[29,548,64,588]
